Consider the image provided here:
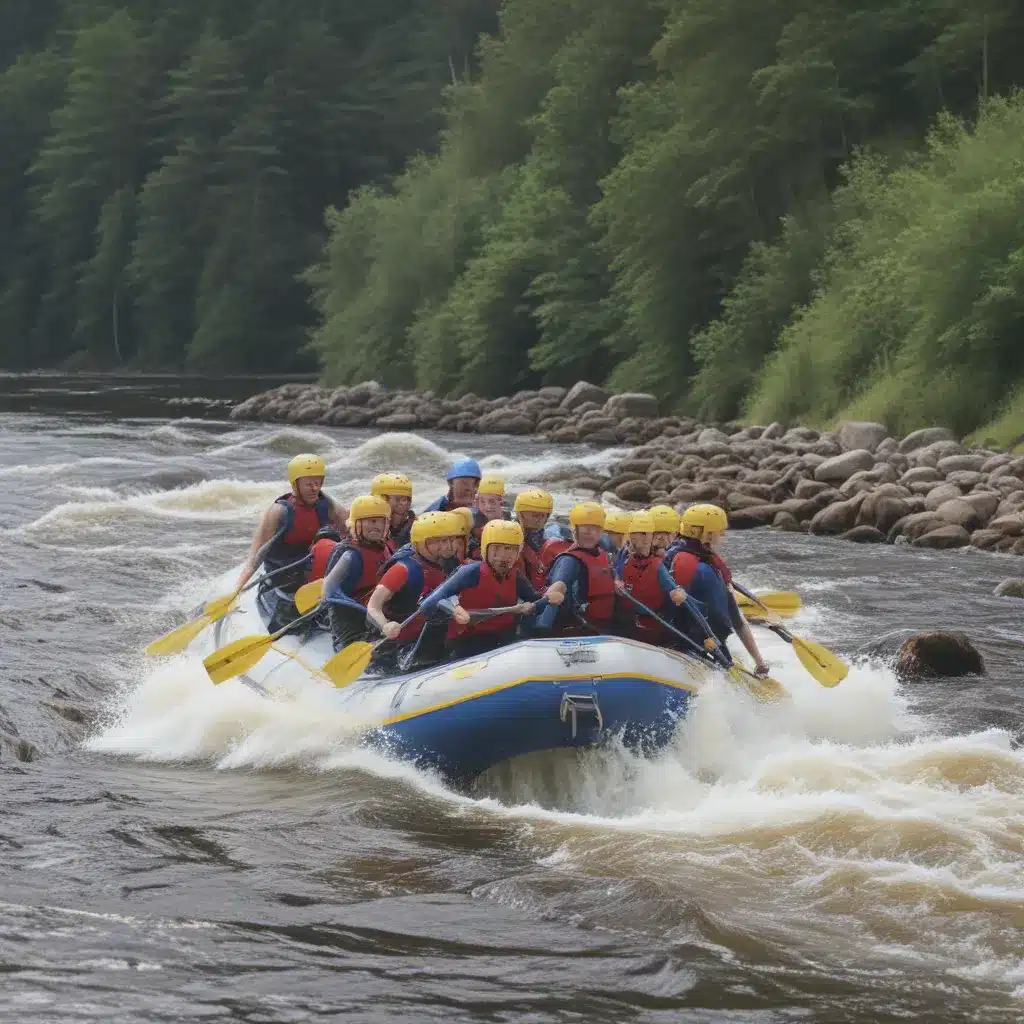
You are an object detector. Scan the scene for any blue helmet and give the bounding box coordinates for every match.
[446,458,481,482]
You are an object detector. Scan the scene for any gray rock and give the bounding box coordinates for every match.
[603,393,658,419]
[969,529,1004,551]
[858,492,911,534]
[615,479,652,503]
[900,466,943,486]
[887,511,946,543]
[994,579,1024,598]
[923,483,963,511]
[761,422,786,440]
[728,504,784,529]
[987,513,1024,537]
[561,381,611,412]
[935,498,982,532]
[837,421,888,453]
[814,449,875,484]
[375,412,421,429]
[809,496,864,535]
[876,437,899,455]
[912,524,972,549]
[936,454,987,475]
[794,478,832,499]
[913,440,965,467]
[945,470,986,489]
[896,632,984,679]
[839,525,886,543]
[899,427,957,453]
[958,491,1000,525]
[772,510,804,532]
[697,427,732,446]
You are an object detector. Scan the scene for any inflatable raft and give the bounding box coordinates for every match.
[194,575,719,782]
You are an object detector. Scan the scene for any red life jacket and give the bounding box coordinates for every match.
[306,539,338,582]
[380,548,449,642]
[448,563,518,639]
[663,537,733,588]
[517,532,546,591]
[265,492,331,575]
[561,545,616,622]
[328,539,389,605]
[619,554,667,642]
[538,538,571,580]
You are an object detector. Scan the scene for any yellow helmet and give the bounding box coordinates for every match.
[513,488,553,515]
[346,494,390,532]
[410,510,461,546]
[649,504,681,535]
[288,453,326,487]
[450,506,475,537]
[603,509,633,535]
[569,502,606,528]
[680,503,729,539]
[627,510,656,535]
[370,472,412,499]
[480,519,524,560]
[477,474,505,497]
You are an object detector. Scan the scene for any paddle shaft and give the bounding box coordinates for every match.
[733,583,796,643]
[616,589,722,666]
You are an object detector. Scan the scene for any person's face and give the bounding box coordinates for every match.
[575,524,603,549]
[357,516,387,544]
[450,477,478,506]
[606,531,626,551]
[476,493,504,520]
[424,535,457,560]
[486,542,520,575]
[652,531,672,553]
[703,530,723,549]
[295,476,323,505]
[385,494,411,520]
[629,532,653,557]
[517,511,548,531]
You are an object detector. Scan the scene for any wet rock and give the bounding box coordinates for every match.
[0,729,37,763]
[550,425,581,443]
[887,511,945,543]
[727,491,771,511]
[375,412,421,429]
[345,381,383,406]
[561,381,610,412]
[912,524,972,549]
[958,491,1000,526]
[837,421,888,453]
[994,578,1024,598]
[969,529,1004,551]
[838,524,886,543]
[814,449,875,484]
[794,478,832,499]
[772,510,804,532]
[809,495,864,535]
[728,504,784,529]
[777,497,819,522]
[896,631,984,679]
[858,492,911,534]
[923,482,963,511]
[615,479,652,503]
[898,426,957,453]
[604,393,658,419]
[935,498,983,532]
[988,513,1024,537]
[936,454,987,475]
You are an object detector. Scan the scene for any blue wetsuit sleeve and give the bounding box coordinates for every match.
[615,547,627,576]
[324,550,364,608]
[535,556,580,628]
[418,562,482,616]
[424,495,448,513]
[657,563,678,598]
[727,591,745,632]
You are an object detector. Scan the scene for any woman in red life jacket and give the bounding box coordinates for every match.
[664,504,770,678]
[418,520,545,662]
[371,472,416,553]
[513,488,553,591]
[236,453,348,595]
[364,510,462,670]
[323,495,391,652]
[613,510,687,645]
[648,505,681,559]
[534,502,614,635]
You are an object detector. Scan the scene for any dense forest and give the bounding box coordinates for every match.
[5,2,1024,440]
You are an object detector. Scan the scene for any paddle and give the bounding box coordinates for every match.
[734,590,801,619]
[145,551,310,657]
[203,605,326,685]
[294,579,324,615]
[732,583,848,687]
[616,589,787,701]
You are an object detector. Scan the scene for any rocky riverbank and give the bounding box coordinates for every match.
[230,380,1024,556]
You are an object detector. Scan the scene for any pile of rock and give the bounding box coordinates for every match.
[603,421,1024,555]
[230,380,666,446]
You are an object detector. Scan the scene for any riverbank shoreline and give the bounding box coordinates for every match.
[231,380,1024,556]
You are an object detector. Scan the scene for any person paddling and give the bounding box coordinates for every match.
[613,510,686,645]
[664,504,770,677]
[371,472,416,551]
[464,474,506,559]
[322,495,392,651]
[513,488,554,590]
[602,509,633,559]
[419,520,544,661]
[424,458,481,512]
[305,525,343,582]
[364,511,462,669]
[534,502,614,635]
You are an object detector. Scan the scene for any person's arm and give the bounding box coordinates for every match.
[535,557,578,628]
[728,594,769,675]
[326,496,349,535]
[658,563,687,606]
[324,549,362,604]
[513,574,543,615]
[418,563,482,623]
[235,505,284,590]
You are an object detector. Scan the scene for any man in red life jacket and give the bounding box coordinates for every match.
[664,503,770,677]
[305,525,343,582]
[648,505,681,559]
[364,511,462,669]
[464,474,506,559]
[237,454,348,631]
[323,495,391,651]
[534,502,614,635]
[613,510,687,645]
[418,520,545,661]
[513,488,554,590]
[371,472,416,552]
[424,458,481,512]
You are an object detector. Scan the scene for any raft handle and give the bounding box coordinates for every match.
[559,692,603,739]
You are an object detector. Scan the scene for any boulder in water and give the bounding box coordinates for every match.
[895,631,984,680]
[993,578,1024,599]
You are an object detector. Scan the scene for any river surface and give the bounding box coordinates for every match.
[1,376,1022,1023]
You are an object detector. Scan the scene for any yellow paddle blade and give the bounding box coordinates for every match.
[203,593,239,621]
[735,591,802,618]
[203,634,273,685]
[320,642,374,688]
[728,666,788,702]
[791,636,848,687]
[293,580,323,616]
[144,613,213,657]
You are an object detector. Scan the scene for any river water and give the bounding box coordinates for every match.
[1,375,1022,1023]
